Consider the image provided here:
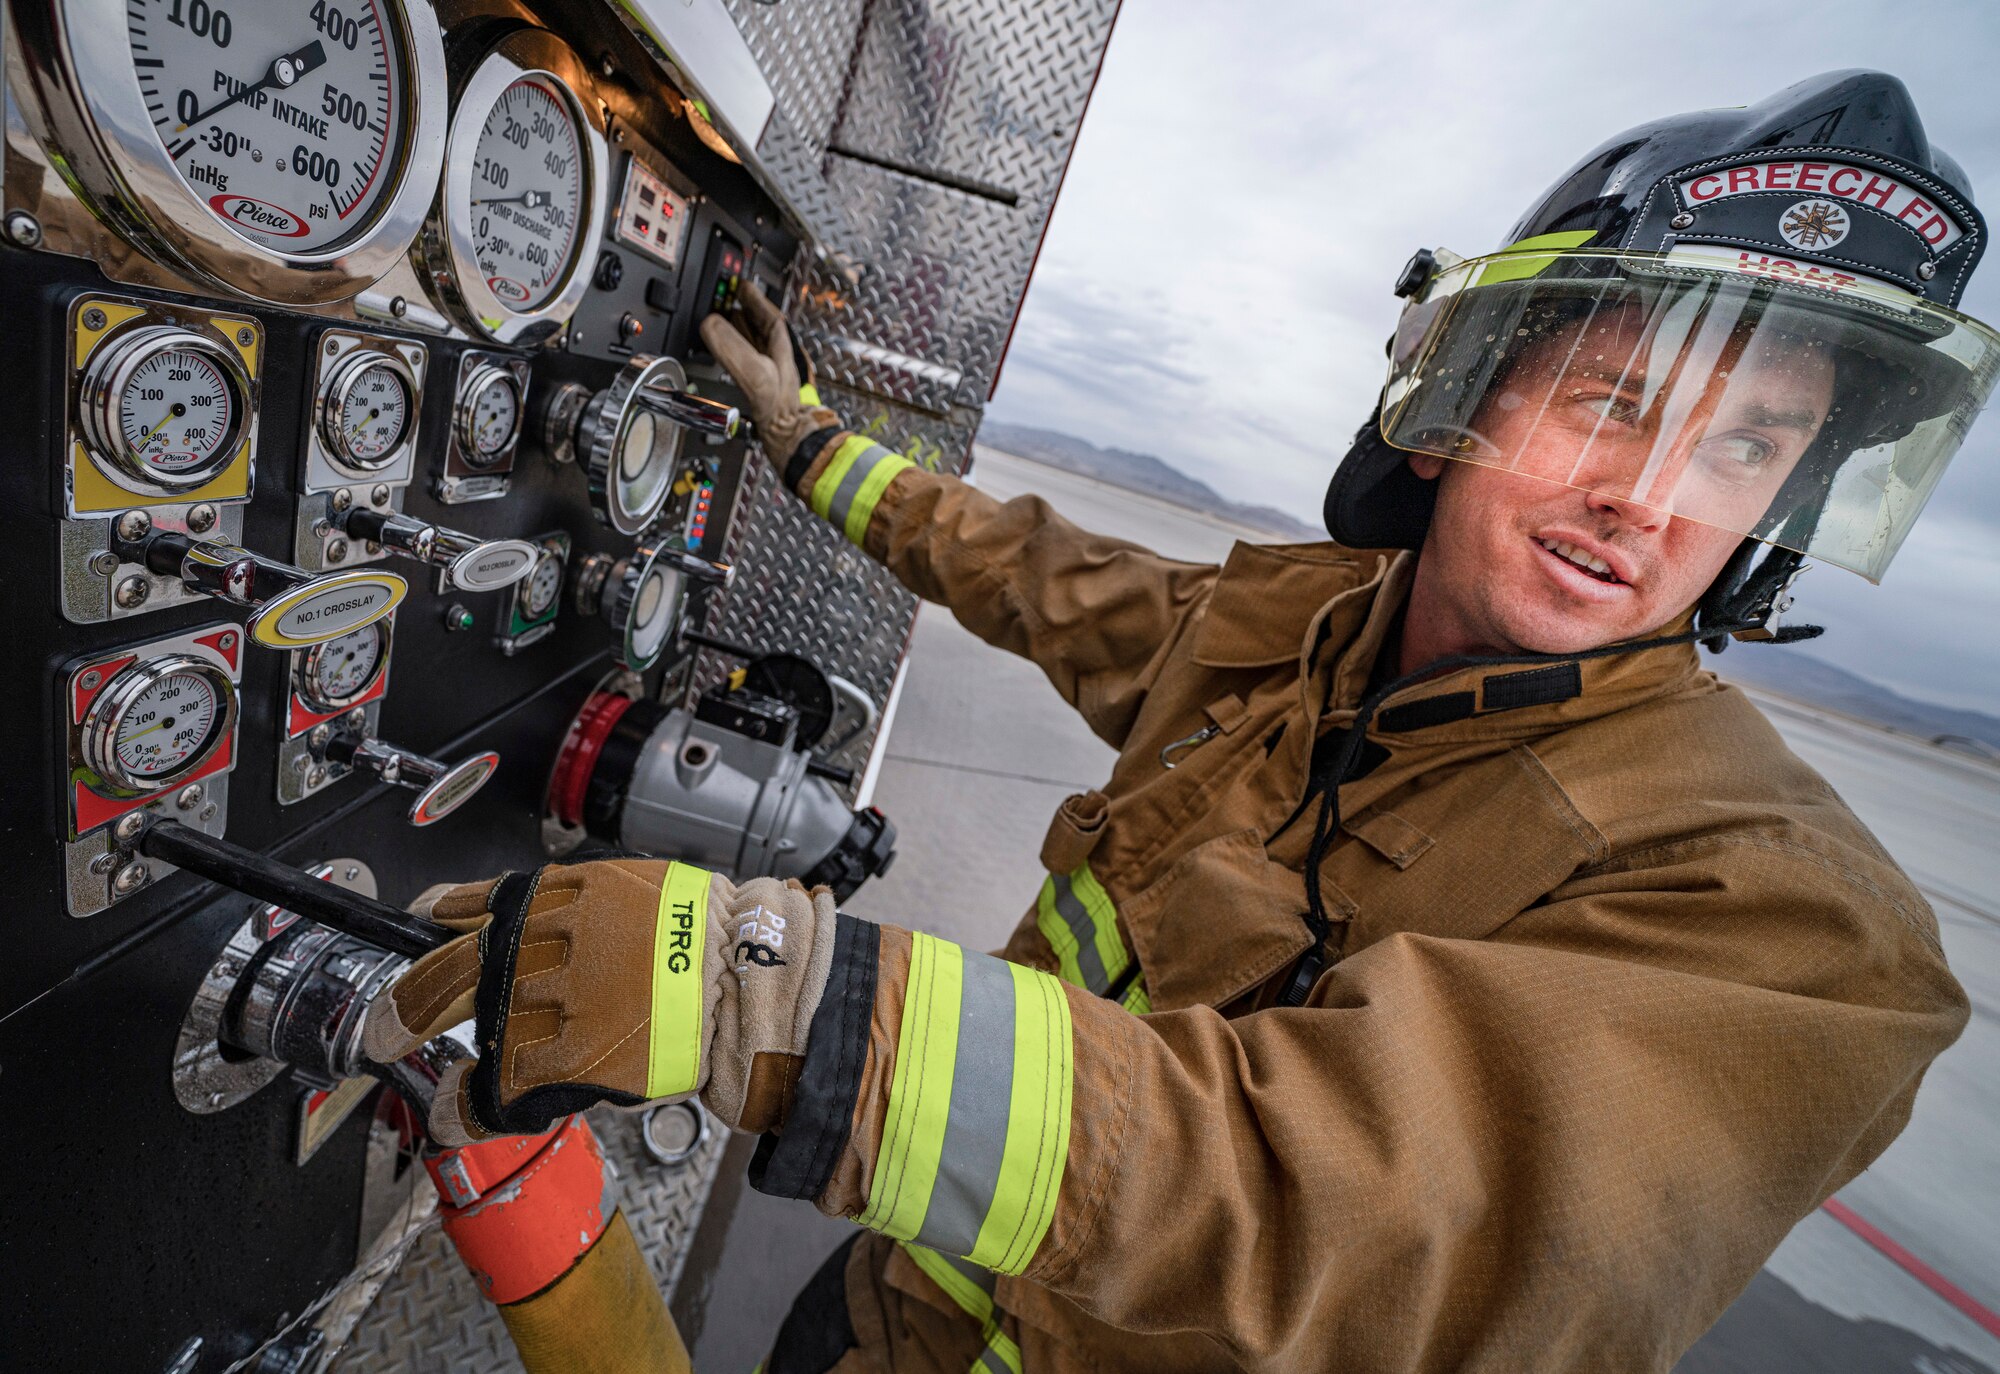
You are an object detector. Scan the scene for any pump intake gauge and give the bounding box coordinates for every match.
[316,350,417,472]
[539,356,740,534]
[78,326,252,495]
[14,0,448,302]
[82,654,238,795]
[416,29,609,343]
[575,544,732,671]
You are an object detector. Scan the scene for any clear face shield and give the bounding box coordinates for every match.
[1378,248,2000,582]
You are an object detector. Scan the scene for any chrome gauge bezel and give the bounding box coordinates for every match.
[422,30,610,344]
[294,618,392,714]
[455,363,525,468]
[612,544,685,671]
[17,0,449,304]
[521,547,564,619]
[584,355,691,535]
[77,324,252,494]
[315,348,420,473]
[81,653,238,794]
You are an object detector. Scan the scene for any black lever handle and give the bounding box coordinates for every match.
[137,818,452,958]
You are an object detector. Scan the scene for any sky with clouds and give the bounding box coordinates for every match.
[985,0,2000,713]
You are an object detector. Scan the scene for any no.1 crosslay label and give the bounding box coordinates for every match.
[248,572,407,649]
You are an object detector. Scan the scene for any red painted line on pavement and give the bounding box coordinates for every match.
[1821,1198,2000,1340]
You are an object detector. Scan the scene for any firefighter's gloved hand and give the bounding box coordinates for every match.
[699,281,841,491]
[362,860,838,1146]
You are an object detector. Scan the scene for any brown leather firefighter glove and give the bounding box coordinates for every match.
[362,860,838,1147]
[698,281,842,494]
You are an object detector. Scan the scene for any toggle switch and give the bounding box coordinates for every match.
[120,529,407,649]
[322,730,500,827]
[336,506,538,593]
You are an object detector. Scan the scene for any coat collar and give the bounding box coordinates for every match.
[1191,542,1394,669]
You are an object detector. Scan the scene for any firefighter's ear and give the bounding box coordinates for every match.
[1408,452,1446,481]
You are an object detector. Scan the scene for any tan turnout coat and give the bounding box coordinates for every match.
[784,457,1967,1373]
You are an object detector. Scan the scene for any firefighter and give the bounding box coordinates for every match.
[365,70,1994,1371]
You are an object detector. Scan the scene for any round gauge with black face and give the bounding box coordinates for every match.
[127,0,415,253]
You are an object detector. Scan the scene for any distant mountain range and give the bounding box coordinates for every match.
[1710,647,2000,759]
[975,421,1322,540]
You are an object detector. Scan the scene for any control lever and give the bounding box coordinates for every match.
[576,544,733,672]
[135,817,450,958]
[536,355,739,534]
[335,506,539,593]
[322,730,500,827]
[121,528,406,649]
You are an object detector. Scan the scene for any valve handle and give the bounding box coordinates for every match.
[340,508,538,593]
[124,529,407,648]
[632,383,739,439]
[325,730,501,826]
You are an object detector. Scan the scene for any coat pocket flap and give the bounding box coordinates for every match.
[1122,828,1313,1012]
[1343,809,1434,869]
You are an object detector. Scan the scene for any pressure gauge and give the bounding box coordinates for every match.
[317,350,417,471]
[419,30,609,343]
[521,547,564,621]
[15,0,447,302]
[296,621,391,714]
[458,364,524,468]
[78,326,251,493]
[82,655,237,793]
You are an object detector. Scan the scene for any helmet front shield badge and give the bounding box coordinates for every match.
[1378,245,2000,582]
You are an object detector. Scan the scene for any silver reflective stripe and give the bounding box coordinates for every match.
[825,442,895,532]
[942,1249,997,1298]
[1049,871,1110,992]
[912,949,1017,1256]
[976,1346,1013,1374]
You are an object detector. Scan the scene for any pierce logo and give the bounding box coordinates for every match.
[208,193,308,238]
[1678,160,1963,249]
[1780,200,1850,251]
[487,275,531,303]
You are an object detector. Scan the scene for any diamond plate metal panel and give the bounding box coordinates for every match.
[330,1108,726,1374]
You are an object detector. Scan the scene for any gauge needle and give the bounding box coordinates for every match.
[475,191,551,209]
[136,404,185,447]
[176,40,328,133]
[347,407,383,439]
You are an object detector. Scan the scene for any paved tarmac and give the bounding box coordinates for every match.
[672,449,2000,1373]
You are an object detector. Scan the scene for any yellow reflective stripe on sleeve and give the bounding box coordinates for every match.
[645,863,712,1098]
[968,962,1072,1275]
[901,1244,1024,1374]
[809,435,914,547]
[860,936,1075,1277]
[799,383,822,407]
[860,932,963,1238]
[1034,864,1128,995]
[1120,981,1152,1015]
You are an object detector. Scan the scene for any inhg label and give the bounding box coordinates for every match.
[251,575,407,647]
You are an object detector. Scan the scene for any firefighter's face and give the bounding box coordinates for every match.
[1409,306,1835,655]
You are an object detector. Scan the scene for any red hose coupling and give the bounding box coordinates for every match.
[424,1115,618,1304]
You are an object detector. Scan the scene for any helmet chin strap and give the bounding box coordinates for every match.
[1698,539,1820,653]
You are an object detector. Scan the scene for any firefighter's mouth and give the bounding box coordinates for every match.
[1535,537,1627,586]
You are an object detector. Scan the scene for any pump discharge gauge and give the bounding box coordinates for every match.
[537,355,739,534]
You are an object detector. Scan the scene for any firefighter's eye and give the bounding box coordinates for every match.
[1694,433,1777,475]
[1571,392,1641,425]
